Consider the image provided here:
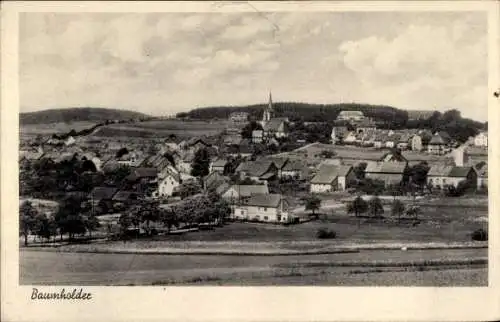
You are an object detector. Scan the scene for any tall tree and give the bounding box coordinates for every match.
[347,196,368,217]
[391,199,405,223]
[304,195,322,219]
[368,196,384,218]
[191,148,210,178]
[19,201,37,246]
[241,121,263,139]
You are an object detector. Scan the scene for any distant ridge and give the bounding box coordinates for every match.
[407,110,435,120]
[20,107,151,125]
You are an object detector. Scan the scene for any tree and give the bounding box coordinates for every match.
[159,208,178,233]
[304,195,322,218]
[55,195,86,241]
[139,200,160,235]
[353,162,367,180]
[115,147,129,159]
[406,205,420,220]
[34,214,57,242]
[408,162,430,189]
[20,201,37,246]
[241,121,263,139]
[176,180,202,199]
[391,199,405,222]
[118,213,132,242]
[191,148,210,178]
[368,196,384,218]
[347,196,368,217]
[83,215,100,239]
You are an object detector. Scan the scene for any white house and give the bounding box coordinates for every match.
[474,132,488,147]
[155,171,181,197]
[411,135,423,151]
[232,193,289,223]
[310,165,354,193]
[343,131,357,144]
[210,159,228,173]
[64,136,76,146]
[222,184,269,202]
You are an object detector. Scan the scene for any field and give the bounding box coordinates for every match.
[92,119,240,139]
[20,121,101,135]
[20,249,487,286]
[288,143,452,164]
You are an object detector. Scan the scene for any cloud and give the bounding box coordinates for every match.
[338,19,487,117]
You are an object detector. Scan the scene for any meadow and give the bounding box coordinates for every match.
[91,119,240,139]
[20,121,101,135]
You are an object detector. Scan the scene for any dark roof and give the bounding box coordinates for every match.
[226,185,269,197]
[90,187,118,200]
[427,165,454,176]
[211,159,228,168]
[263,118,287,132]
[282,159,307,171]
[365,162,407,174]
[241,193,282,208]
[112,191,138,202]
[448,166,473,178]
[130,167,157,179]
[236,160,275,177]
[310,165,352,184]
[429,134,446,145]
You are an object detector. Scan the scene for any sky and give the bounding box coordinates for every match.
[19,11,488,121]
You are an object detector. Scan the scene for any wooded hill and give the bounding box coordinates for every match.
[20,107,151,125]
[177,102,409,126]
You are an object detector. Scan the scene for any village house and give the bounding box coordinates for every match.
[263,118,289,139]
[232,193,289,223]
[396,134,411,150]
[384,135,399,149]
[210,158,228,173]
[252,130,264,144]
[281,159,309,180]
[64,136,76,146]
[365,161,408,186]
[373,134,386,149]
[235,159,278,182]
[154,170,181,198]
[474,132,488,147]
[310,164,354,193]
[426,165,477,189]
[126,167,159,197]
[427,131,451,155]
[229,111,249,123]
[355,118,376,134]
[111,191,140,208]
[225,143,253,159]
[89,186,118,206]
[204,172,231,195]
[343,131,358,144]
[330,126,348,144]
[222,184,269,202]
[411,134,423,151]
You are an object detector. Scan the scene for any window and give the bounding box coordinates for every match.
[264,216,269,221]
[264,207,268,211]
[240,210,244,215]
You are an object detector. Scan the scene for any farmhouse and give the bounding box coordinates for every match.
[474,132,488,147]
[222,184,269,202]
[427,165,477,189]
[154,171,181,197]
[89,187,118,205]
[210,158,228,173]
[365,161,407,186]
[310,164,354,193]
[235,160,278,182]
[251,130,264,143]
[232,193,289,223]
[281,159,309,180]
[427,132,451,155]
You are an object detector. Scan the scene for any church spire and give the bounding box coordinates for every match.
[268,90,273,111]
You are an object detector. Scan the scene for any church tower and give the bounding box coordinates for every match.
[262,91,273,125]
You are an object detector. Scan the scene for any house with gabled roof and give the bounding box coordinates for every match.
[281,159,310,180]
[222,184,269,202]
[210,158,228,174]
[235,159,278,182]
[232,193,289,223]
[365,161,408,186]
[310,164,354,193]
[263,118,289,139]
[427,131,451,155]
[426,165,477,189]
[89,187,118,205]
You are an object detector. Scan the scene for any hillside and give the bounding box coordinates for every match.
[177,102,409,127]
[20,107,151,125]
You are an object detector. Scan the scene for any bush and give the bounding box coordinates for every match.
[471,228,488,241]
[316,228,336,239]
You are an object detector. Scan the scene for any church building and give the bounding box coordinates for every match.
[256,92,289,141]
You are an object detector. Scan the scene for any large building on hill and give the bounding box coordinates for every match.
[337,110,365,122]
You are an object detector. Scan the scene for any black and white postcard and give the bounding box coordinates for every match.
[2,1,499,321]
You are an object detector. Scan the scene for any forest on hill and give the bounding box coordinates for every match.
[178,102,486,143]
[20,107,151,125]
